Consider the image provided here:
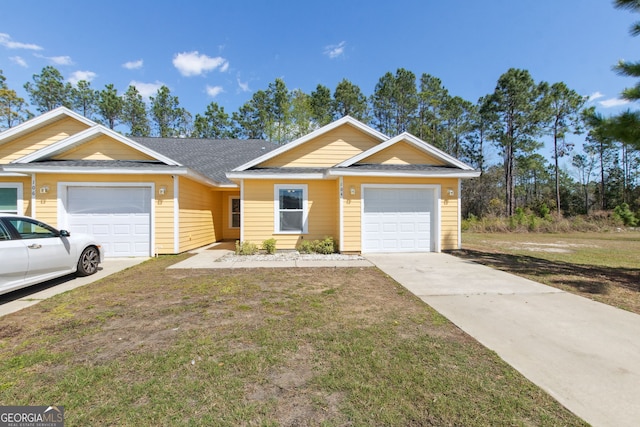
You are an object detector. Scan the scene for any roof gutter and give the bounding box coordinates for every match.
[325,169,481,178]
[3,165,236,188]
[225,172,327,180]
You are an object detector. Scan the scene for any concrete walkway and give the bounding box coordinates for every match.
[0,258,148,317]
[366,252,640,427]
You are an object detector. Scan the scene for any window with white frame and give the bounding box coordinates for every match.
[0,184,22,214]
[274,184,307,233]
[230,197,240,229]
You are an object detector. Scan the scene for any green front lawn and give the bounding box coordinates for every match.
[0,256,587,426]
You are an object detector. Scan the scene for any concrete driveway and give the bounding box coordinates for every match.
[366,252,640,427]
[0,258,148,317]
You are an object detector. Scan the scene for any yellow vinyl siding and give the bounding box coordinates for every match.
[154,178,176,254]
[360,141,447,165]
[178,178,217,252]
[52,135,156,161]
[0,117,90,163]
[342,177,459,252]
[260,126,381,168]
[243,179,338,249]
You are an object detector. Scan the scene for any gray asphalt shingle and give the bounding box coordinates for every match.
[132,137,279,184]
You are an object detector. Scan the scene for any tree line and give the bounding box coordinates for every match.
[1,45,638,223]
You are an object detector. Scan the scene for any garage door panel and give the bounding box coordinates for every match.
[67,187,151,257]
[113,224,131,235]
[382,240,397,249]
[363,187,435,253]
[382,223,397,232]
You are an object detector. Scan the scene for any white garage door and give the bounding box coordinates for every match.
[67,186,151,257]
[362,187,435,253]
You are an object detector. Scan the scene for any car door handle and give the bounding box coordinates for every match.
[28,244,42,249]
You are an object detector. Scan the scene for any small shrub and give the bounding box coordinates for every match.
[536,202,551,220]
[613,203,638,226]
[297,240,316,254]
[315,237,336,254]
[235,240,259,255]
[297,237,337,254]
[262,238,277,254]
[514,207,527,226]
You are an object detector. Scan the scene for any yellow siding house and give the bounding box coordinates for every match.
[0,108,479,257]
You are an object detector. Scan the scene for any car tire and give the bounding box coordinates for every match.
[77,246,99,276]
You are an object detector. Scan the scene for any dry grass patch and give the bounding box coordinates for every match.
[0,255,586,426]
[456,232,640,314]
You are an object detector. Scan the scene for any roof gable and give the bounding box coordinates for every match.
[337,132,475,171]
[52,134,157,161]
[259,124,384,168]
[13,126,180,166]
[0,107,94,147]
[233,116,388,171]
[0,115,93,164]
[357,140,447,166]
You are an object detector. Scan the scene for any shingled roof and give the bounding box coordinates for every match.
[132,137,279,185]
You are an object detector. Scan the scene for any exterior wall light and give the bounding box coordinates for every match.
[447,188,455,196]
[350,186,356,195]
[39,185,49,194]
[159,186,167,196]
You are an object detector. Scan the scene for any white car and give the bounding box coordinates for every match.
[0,214,103,296]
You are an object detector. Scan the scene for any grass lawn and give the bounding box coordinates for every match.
[455,231,640,314]
[0,256,587,426]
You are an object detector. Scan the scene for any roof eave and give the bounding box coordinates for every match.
[226,172,327,180]
[2,165,188,175]
[2,164,233,188]
[326,169,481,178]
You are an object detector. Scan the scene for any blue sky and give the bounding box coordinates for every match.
[1,0,638,123]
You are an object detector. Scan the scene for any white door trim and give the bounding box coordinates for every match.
[57,182,155,257]
[361,184,441,253]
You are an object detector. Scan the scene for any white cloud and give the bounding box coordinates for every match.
[588,91,604,102]
[68,70,97,84]
[237,78,250,92]
[129,80,165,100]
[50,55,73,65]
[9,56,27,67]
[123,59,143,70]
[172,51,229,76]
[599,98,631,108]
[206,85,224,97]
[35,54,73,65]
[324,41,346,59]
[0,33,43,50]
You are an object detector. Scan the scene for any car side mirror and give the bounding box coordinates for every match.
[59,230,71,237]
